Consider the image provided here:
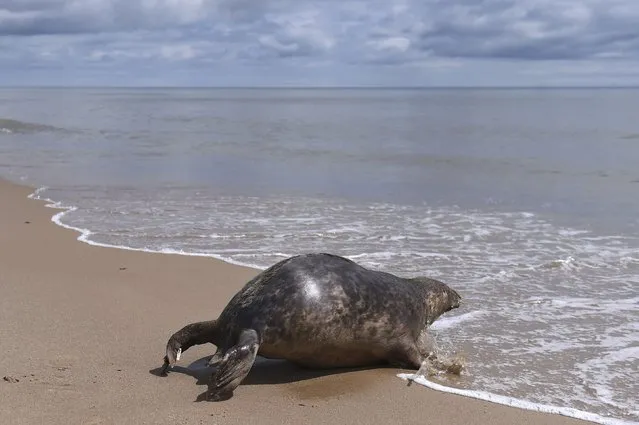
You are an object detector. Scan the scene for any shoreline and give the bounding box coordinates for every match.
[27,186,268,271]
[0,177,604,425]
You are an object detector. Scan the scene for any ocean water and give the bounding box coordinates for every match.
[1,87,638,424]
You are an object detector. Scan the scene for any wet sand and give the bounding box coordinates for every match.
[0,178,595,425]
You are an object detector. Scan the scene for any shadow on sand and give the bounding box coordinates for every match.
[149,355,393,402]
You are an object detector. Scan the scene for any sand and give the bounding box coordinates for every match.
[0,178,595,425]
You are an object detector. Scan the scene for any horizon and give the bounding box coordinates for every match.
[3,85,639,90]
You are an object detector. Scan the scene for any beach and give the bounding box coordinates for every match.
[0,178,599,425]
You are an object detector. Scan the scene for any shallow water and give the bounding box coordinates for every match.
[1,87,638,423]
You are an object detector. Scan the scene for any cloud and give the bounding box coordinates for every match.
[408,0,639,60]
[1,0,639,86]
[261,11,333,56]
[0,0,215,34]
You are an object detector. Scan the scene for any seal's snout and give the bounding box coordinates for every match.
[448,288,461,310]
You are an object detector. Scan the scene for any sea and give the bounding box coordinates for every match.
[1,87,637,424]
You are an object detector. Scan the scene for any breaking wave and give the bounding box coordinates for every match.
[0,117,61,134]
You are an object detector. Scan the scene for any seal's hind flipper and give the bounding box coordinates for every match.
[208,329,259,401]
[161,320,218,374]
[206,348,224,367]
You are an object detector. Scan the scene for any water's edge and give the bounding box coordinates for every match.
[397,374,636,425]
[22,184,637,425]
[27,186,265,271]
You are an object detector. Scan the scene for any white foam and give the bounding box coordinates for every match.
[594,346,639,364]
[431,311,488,331]
[348,251,393,259]
[396,374,638,425]
[525,296,639,314]
[559,228,590,236]
[27,187,267,271]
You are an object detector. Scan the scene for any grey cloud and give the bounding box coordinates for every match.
[404,0,639,60]
[251,12,333,59]
[0,0,220,35]
[1,0,639,76]
[323,0,639,63]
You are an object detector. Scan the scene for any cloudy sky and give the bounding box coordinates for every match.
[1,0,639,86]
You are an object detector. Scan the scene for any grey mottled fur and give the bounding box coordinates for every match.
[161,253,461,401]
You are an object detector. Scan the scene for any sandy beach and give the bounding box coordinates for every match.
[0,178,596,425]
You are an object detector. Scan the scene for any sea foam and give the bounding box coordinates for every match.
[396,374,638,425]
[28,187,267,271]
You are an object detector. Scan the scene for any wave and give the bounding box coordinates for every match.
[430,310,488,331]
[396,374,637,425]
[27,187,267,271]
[0,117,61,134]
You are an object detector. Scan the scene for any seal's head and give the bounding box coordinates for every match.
[409,277,461,325]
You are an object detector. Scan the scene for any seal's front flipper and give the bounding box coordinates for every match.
[208,329,259,401]
[162,320,218,375]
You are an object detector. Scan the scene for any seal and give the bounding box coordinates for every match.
[161,253,461,401]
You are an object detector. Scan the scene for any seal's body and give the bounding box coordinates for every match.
[162,253,461,400]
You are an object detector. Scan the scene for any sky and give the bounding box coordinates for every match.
[1,0,639,87]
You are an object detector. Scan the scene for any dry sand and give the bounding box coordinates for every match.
[0,178,594,425]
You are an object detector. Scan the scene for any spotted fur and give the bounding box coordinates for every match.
[162,253,461,399]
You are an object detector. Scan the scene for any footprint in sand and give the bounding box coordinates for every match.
[3,375,20,383]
